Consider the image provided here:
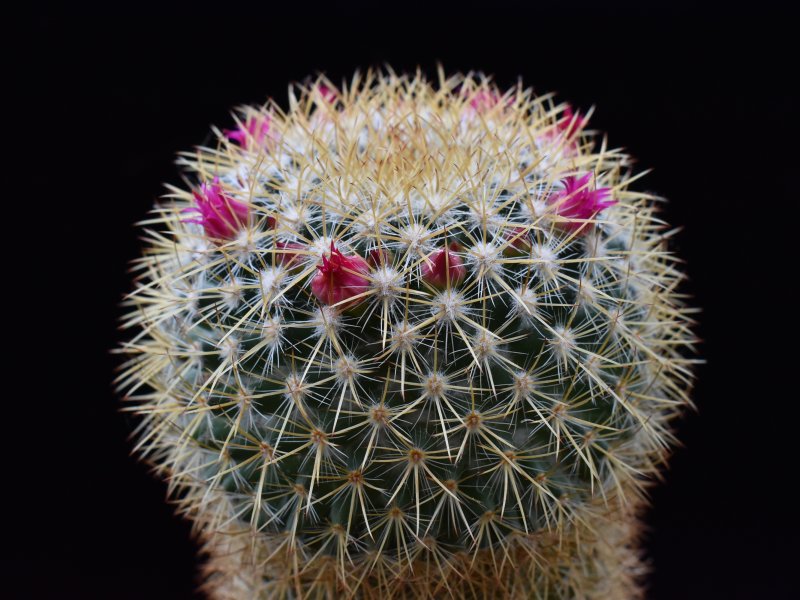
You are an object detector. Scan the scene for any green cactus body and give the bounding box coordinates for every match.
[119,69,696,599]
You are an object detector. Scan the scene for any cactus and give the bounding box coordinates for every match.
[118,68,697,599]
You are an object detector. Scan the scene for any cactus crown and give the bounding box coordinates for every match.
[119,68,696,599]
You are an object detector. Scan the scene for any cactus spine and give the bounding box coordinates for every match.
[119,68,696,599]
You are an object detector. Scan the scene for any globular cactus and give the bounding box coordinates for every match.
[118,68,697,599]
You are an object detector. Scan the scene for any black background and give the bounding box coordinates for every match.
[20,2,795,598]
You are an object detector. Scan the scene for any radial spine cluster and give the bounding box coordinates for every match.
[119,68,697,599]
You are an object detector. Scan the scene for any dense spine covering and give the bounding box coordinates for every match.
[118,68,697,599]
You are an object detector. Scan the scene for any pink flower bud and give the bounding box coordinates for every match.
[275,241,305,269]
[368,247,393,268]
[470,90,501,112]
[182,177,249,240]
[224,114,273,149]
[422,242,466,288]
[316,84,338,104]
[266,218,306,268]
[537,105,587,156]
[547,173,616,233]
[462,89,512,117]
[557,106,586,138]
[502,226,532,256]
[311,242,371,308]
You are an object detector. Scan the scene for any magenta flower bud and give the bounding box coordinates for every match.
[537,105,587,156]
[557,105,586,138]
[311,242,371,308]
[316,84,338,104]
[275,241,305,269]
[422,242,466,288]
[367,247,393,268]
[462,89,512,117]
[547,173,616,233]
[266,217,306,268]
[470,90,501,112]
[224,114,273,149]
[182,177,249,240]
[502,226,532,256]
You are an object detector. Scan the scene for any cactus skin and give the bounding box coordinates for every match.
[119,69,696,599]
